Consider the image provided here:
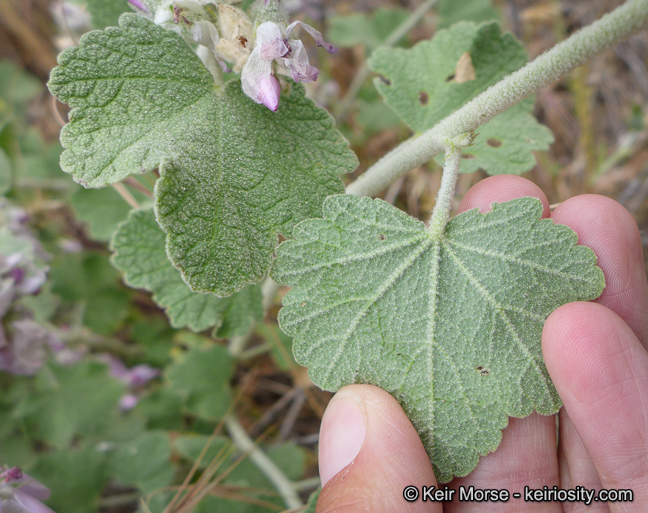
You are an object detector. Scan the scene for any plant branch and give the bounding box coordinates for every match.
[346,0,648,198]
[224,414,303,510]
[334,0,438,121]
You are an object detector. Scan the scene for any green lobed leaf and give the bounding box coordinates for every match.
[50,251,130,334]
[0,61,43,124]
[29,446,110,513]
[111,208,262,332]
[109,431,174,494]
[453,98,554,175]
[271,195,605,482]
[14,361,127,448]
[154,80,356,296]
[134,388,184,430]
[437,0,500,29]
[166,344,234,420]
[48,14,357,296]
[369,22,553,175]
[48,14,214,188]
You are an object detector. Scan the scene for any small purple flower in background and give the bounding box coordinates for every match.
[0,466,56,513]
[107,357,160,410]
[241,18,336,110]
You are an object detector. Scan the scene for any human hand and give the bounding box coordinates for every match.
[315,175,648,512]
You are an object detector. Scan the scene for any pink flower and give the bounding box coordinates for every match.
[241,20,336,110]
[107,357,160,410]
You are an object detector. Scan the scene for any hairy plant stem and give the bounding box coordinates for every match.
[346,0,648,199]
[224,414,303,510]
[334,0,439,122]
[428,144,462,237]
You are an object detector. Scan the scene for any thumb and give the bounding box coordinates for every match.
[316,384,441,513]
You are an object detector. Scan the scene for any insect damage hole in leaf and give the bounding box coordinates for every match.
[450,51,476,83]
[271,195,604,482]
[369,22,554,176]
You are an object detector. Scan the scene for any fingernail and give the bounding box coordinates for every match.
[318,389,367,487]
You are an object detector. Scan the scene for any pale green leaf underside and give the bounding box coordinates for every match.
[111,208,262,333]
[445,98,554,175]
[272,196,604,482]
[369,22,553,175]
[48,14,357,296]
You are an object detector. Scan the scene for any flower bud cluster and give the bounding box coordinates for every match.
[132,0,335,110]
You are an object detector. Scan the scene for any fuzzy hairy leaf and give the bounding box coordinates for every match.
[15,361,127,448]
[111,208,262,333]
[154,80,356,296]
[166,345,234,420]
[369,22,553,175]
[30,447,110,513]
[48,14,213,188]
[49,15,357,296]
[110,431,174,494]
[272,196,604,481]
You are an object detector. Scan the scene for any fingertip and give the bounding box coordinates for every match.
[542,302,648,491]
[318,387,367,487]
[317,385,438,513]
[551,194,648,345]
[458,175,550,217]
[542,302,615,403]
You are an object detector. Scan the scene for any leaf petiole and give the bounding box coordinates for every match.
[427,143,462,237]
